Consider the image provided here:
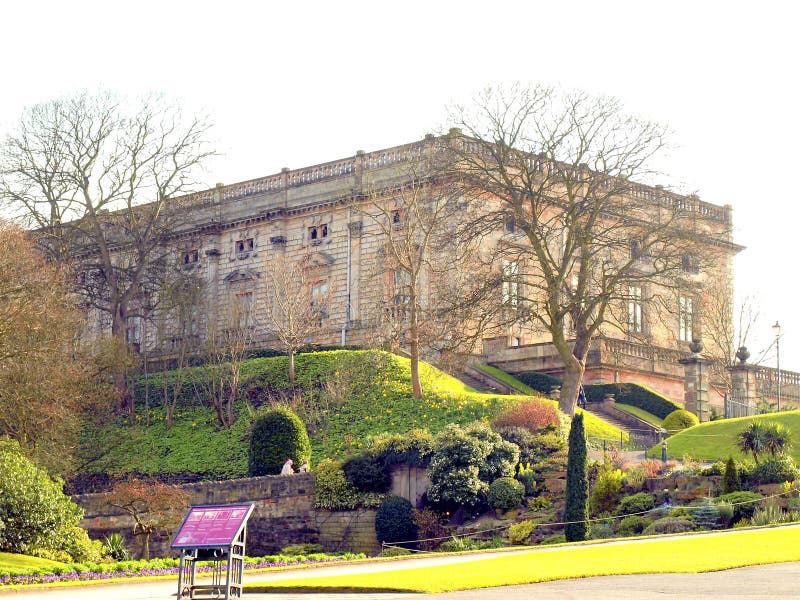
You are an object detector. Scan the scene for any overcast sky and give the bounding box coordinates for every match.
[2,0,798,370]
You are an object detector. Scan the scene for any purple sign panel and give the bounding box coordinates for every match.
[172,504,254,548]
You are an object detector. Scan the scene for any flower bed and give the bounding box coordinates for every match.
[0,553,365,587]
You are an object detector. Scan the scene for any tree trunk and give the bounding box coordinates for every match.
[409,288,422,400]
[140,533,150,561]
[560,361,585,416]
[111,307,134,422]
[289,351,296,384]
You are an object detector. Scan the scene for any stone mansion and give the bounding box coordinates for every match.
[83,132,791,410]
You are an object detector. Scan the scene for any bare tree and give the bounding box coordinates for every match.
[149,271,206,429]
[262,254,329,384]
[357,153,499,398]
[449,84,728,414]
[0,91,214,421]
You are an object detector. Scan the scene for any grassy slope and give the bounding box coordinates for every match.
[247,527,800,594]
[85,350,626,478]
[0,552,66,575]
[615,403,664,427]
[648,411,800,461]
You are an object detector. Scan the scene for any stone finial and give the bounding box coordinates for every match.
[735,346,750,364]
[689,338,703,355]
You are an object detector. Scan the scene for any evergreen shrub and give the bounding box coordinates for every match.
[643,517,696,535]
[507,519,536,545]
[248,407,311,476]
[617,515,651,536]
[615,492,655,516]
[487,477,525,510]
[749,456,798,486]
[314,459,359,509]
[716,491,762,523]
[375,495,417,546]
[0,440,88,560]
[663,409,700,432]
[342,453,391,493]
[513,372,563,394]
[721,456,740,494]
[590,467,623,516]
[564,412,588,542]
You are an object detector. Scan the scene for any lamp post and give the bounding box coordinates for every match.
[772,321,781,412]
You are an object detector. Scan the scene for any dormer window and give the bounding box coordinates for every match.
[236,238,254,259]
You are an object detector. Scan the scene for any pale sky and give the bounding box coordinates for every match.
[2,0,798,370]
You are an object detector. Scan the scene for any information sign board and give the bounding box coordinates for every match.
[172,504,253,548]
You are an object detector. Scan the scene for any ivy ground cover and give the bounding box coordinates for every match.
[247,526,800,594]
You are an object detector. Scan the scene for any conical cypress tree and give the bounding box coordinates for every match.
[564,412,588,541]
[721,455,740,494]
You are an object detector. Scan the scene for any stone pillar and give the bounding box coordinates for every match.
[680,339,711,422]
[205,249,221,339]
[728,347,758,418]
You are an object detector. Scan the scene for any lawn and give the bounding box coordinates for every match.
[648,411,800,461]
[83,350,628,479]
[0,552,66,575]
[615,403,664,428]
[246,526,800,594]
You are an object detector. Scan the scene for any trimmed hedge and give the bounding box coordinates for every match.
[375,496,417,546]
[512,371,563,394]
[663,409,700,432]
[248,407,311,476]
[584,383,682,420]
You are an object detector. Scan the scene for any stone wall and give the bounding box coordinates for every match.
[74,473,378,558]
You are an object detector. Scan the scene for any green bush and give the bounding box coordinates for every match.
[507,520,536,545]
[590,523,615,539]
[314,459,360,509]
[487,477,525,510]
[342,453,391,493]
[380,546,412,557]
[692,498,721,529]
[590,467,623,516]
[375,496,417,546]
[643,517,696,535]
[716,501,734,527]
[748,456,798,486]
[426,422,518,510]
[281,543,324,555]
[248,407,311,476]
[663,409,700,432]
[616,492,655,516]
[617,515,651,536]
[367,429,433,467]
[515,462,537,496]
[716,491,763,523]
[583,383,682,419]
[0,440,85,559]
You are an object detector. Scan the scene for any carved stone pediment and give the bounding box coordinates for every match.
[308,251,335,267]
[224,268,260,283]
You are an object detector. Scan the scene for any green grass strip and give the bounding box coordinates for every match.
[471,364,536,395]
[614,403,664,427]
[246,526,800,594]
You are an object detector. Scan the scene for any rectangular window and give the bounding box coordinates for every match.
[232,292,254,328]
[182,249,199,265]
[236,238,254,259]
[126,315,142,345]
[679,296,694,342]
[308,224,328,243]
[502,260,519,309]
[311,281,329,315]
[627,285,643,334]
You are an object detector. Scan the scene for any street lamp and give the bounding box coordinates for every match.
[772,321,782,412]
